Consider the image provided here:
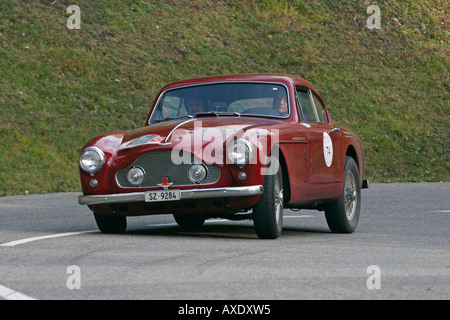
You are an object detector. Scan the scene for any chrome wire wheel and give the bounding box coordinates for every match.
[253,159,284,239]
[324,156,361,234]
[274,175,284,224]
[344,170,358,221]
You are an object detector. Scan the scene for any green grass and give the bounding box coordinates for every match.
[0,0,448,195]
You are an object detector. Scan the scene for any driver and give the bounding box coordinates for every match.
[273,92,288,115]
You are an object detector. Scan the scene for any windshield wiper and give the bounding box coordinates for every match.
[195,111,241,117]
[154,115,193,123]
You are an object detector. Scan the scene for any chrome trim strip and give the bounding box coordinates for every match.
[163,118,196,143]
[79,185,264,206]
[80,192,146,205]
[180,185,263,200]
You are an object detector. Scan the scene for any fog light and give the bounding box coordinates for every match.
[127,166,146,186]
[188,164,207,184]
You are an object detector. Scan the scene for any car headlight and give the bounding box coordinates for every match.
[127,166,146,186]
[79,147,105,175]
[227,139,255,167]
[188,164,207,184]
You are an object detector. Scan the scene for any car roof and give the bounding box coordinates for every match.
[159,74,315,92]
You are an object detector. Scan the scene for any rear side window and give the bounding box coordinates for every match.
[311,92,327,123]
[296,88,327,123]
[296,89,316,121]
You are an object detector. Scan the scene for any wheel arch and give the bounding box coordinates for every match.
[270,144,290,204]
[345,144,364,186]
[345,144,359,168]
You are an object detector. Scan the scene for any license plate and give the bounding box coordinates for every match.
[145,190,181,202]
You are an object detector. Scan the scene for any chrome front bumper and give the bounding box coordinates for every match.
[79,185,264,206]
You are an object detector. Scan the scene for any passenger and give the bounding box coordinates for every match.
[186,99,205,115]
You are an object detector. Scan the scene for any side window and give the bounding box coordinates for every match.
[296,88,317,121]
[311,93,327,123]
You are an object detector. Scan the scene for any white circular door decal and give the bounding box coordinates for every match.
[323,132,333,167]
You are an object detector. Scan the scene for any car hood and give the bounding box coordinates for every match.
[117,116,281,163]
[123,117,279,144]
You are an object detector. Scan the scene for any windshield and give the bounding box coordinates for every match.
[149,83,289,124]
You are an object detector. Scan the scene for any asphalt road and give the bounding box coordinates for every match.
[0,183,449,300]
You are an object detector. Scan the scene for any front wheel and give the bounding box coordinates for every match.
[325,156,361,233]
[94,213,127,234]
[253,163,284,239]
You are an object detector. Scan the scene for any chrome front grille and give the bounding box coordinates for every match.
[116,150,221,188]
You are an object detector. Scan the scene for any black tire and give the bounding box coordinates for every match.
[94,213,127,234]
[325,156,361,233]
[173,214,206,228]
[253,162,284,239]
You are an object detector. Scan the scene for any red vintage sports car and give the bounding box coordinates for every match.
[79,74,368,239]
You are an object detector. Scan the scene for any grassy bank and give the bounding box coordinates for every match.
[0,0,448,195]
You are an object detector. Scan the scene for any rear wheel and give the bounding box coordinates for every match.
[94,214,127,234]
[173,214,206,228]
[325,156,361,233]
[253,162,284,239]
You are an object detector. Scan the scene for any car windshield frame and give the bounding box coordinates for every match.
[148,82,290,124]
